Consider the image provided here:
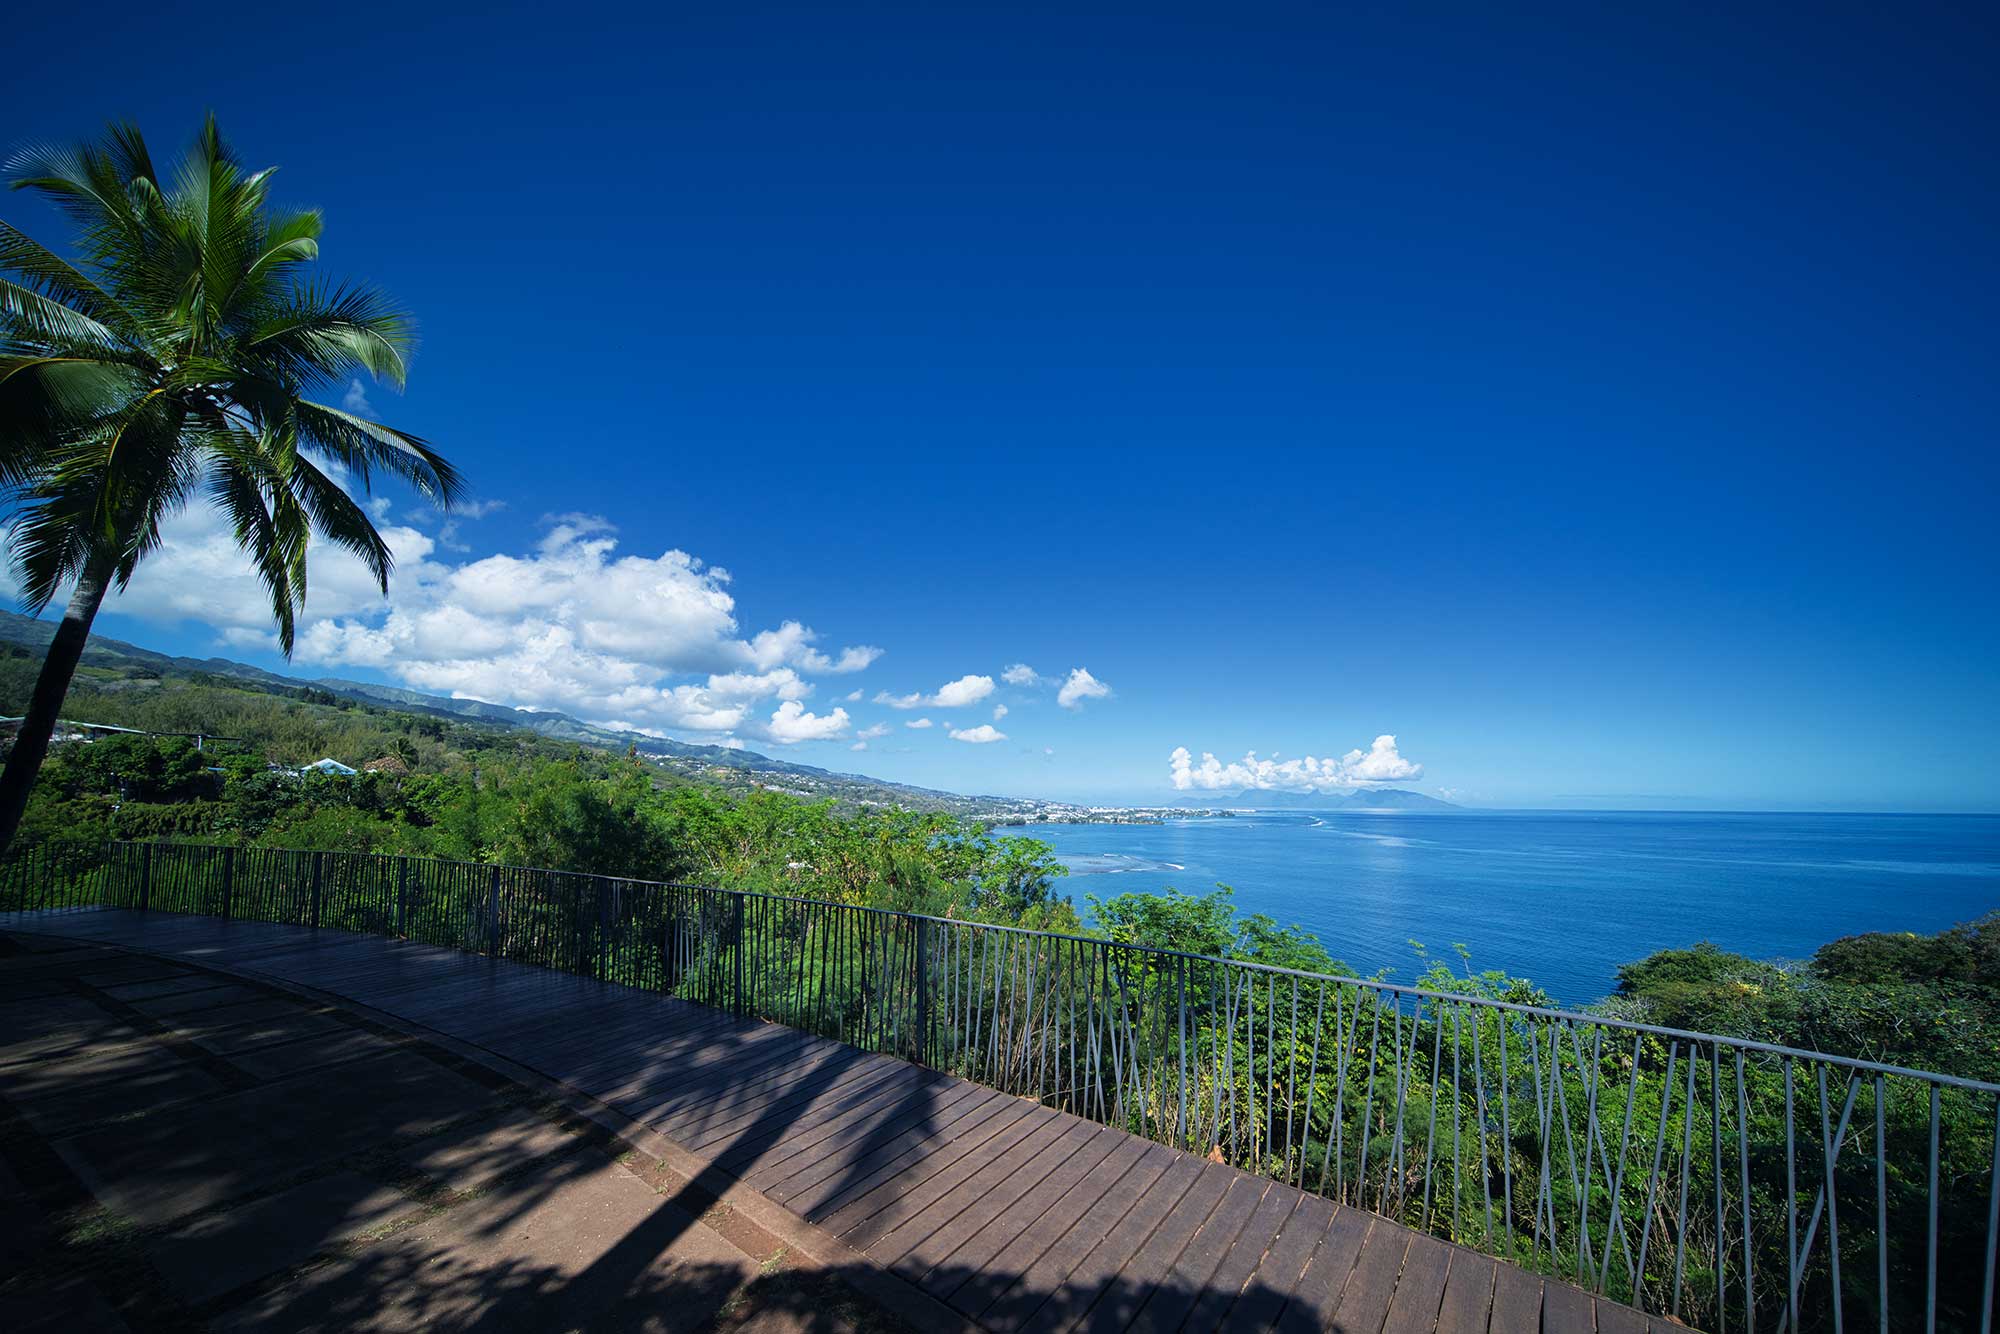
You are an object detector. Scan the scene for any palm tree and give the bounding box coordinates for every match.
[0,118,462,853]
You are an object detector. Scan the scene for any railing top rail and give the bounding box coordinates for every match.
[114,839,2000,1095]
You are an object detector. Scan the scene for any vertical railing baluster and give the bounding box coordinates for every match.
[1633,1042,1681,1311]
[1672,1048,1696,1321]
[1739,1051,1757,1334]
[1980,1096,1998,1334]
[1717,1046,1729,1334]
[1927,1084,1941,1334]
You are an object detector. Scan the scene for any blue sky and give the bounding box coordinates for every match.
[5,3,1997,810]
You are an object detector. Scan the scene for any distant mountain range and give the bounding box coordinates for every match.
[1233,787,1459,811]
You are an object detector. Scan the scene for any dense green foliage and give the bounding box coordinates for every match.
[1610,926,2000,1083]
[4,684,1094,937]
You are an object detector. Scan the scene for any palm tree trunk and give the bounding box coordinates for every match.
[0,561,114,857]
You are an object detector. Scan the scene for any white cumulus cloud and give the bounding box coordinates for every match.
[88,507,882,748]
[949,724,1007,744]
[875,673,994,709]
[1000,663,1042,685]
[934,674,994,707]
[1168,734,1425,792]
[992,704,1008,721]
[905,718,934,729]
[763,701,849,745]
[1057,667,1112,710]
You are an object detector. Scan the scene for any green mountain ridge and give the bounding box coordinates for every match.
[0,610,1033,815]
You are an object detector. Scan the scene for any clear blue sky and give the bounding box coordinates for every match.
[5,3,1996,810]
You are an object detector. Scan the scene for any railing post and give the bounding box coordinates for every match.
[220,846,235,919]
[916,918,931,1067]
[395,858,409,937]
[733,894,746,1015]
[309,851,323,928]
[597,880,611,980]
[487,866,502,955]
[138,843,153,912]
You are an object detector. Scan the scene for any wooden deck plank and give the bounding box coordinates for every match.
[785,1088,1018,1218]
[576,1021,826,1107]
[658,1036,881,1131]
[1382,1235,1453,1334]
[895,1120,1116,1284]
[1591,1298,1647,1334]
[812,1095,1044,1236]
[1173,1176,1301,1330]
[488,998,729,1063]
[974,1141,1179,1329]
[830,1104,1057,1250]
[670,1054,887,1150]
[1223,1190,1337,1330]
[1433,1251,1497,1334]
[913,1124,1131,1299]
[865,1113,1083,1266]
[1068,1159,1236,1333]
[1275,1206,1373,1333]
[1123,1170,1272,1331]
[734,1070,972,1186]
[944,1133,1156,1319]
[1010,1153,1202,1333]
[1488,1258,1547,1334]
[553,1024,815,1107]
[1329,1215,1413,1334]
[1540,1278,1597,1332]
[766,1082,1001,1205]
[518,1012,778,1087]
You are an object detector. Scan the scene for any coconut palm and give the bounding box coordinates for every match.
[0,118,461,852]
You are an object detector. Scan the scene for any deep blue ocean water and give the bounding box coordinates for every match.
[1020,811,2000,1004]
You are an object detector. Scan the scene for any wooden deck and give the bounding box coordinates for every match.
[3,908,1674,1334]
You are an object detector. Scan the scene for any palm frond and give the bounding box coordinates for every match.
[295,398,463,505]
[243,281,414,388]
[289,449,394,593]
[5,139,137,236]
[235,208,322,302]
[207,453,306,654]
[0,222,141,338]
[103,121,158,191]
[0,278,120,347]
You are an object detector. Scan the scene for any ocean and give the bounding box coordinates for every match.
[1017,810,2000,1004]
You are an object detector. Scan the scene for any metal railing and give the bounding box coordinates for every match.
[4,839,1995,1333]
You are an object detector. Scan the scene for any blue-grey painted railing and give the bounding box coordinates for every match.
[3,840,1995,1333]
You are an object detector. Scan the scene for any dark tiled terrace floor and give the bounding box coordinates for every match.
[2,909,1675,1333]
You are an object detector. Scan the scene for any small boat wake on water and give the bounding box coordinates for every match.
[1054,852,1185,875]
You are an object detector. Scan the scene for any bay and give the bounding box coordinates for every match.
[1020,810,2000,1004]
